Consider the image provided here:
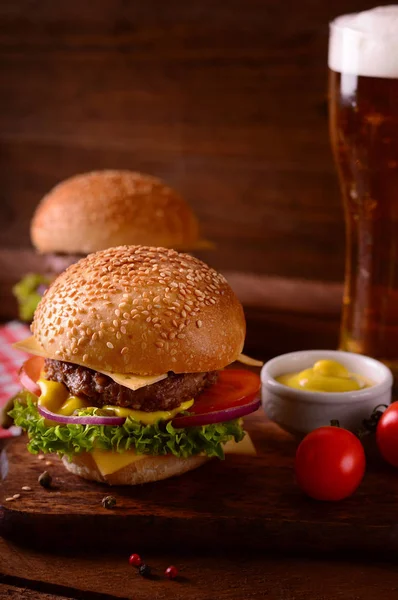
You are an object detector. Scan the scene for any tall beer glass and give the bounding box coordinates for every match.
[329,6,398,373]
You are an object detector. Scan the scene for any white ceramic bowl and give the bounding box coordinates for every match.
[261,350,393,435]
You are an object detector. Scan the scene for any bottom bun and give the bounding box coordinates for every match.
[62,452,210,485]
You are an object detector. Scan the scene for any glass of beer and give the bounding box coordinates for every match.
[329,6,398,373]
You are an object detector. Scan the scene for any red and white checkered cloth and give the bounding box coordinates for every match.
[0,321,31,438]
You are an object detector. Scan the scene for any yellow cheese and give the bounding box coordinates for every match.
[237,353,264,367]
[91,449,145,476]
[99,371,167,391]
[102,399,194,425]
[14,337,263,394]
[91,433,256,477]
[14,336,49,358]
[223,434,257,456]
[13,336,168,391]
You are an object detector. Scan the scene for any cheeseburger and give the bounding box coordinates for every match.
[13,170,204,321]
[11,246,261,485]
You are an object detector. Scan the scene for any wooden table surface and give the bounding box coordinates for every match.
[2,536,398,600]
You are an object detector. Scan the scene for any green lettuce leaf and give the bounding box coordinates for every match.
[9,394,245,459]
[13,274,52,322]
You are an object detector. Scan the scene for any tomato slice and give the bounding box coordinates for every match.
[19,356,44,397]
[190,369,260,413]
[172,369,261,428]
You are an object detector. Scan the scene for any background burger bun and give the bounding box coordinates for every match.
[31,170,201,254]
[62,452,210,485]
[32,245,246,374]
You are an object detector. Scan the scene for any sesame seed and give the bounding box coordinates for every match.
[121,347,129,355]
[120,326,127,334]
[196,320,203,328]
[22,486,32,492]
[5,497,14,502]
[13,494,21,499]
[83,354,88,362]
[107,342,114,349]
[155,341,164,348]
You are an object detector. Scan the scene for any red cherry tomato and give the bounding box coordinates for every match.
[19,356,44,397]
[376,403,398,467]
[295,426,366,501]
[172,369,261,428]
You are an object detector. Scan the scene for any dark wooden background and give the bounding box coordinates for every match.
[0,0,377,349]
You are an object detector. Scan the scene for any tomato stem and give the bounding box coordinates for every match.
[357,405,388,439]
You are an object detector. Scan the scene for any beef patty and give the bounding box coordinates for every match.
[44,359,218,412]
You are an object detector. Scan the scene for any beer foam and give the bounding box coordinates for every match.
[329,6,398,78]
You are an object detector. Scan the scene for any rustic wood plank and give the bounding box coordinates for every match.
[0,583,70,600]
[2,536,398,600]
[0,412,396,557]
[0,139,345,280]
[0,0,378,282]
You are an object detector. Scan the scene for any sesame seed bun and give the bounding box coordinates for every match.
[31,170,201,254]
[62,452,210,485]
[32,246,246,375]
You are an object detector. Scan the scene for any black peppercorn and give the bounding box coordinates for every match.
[102,495,117,509]
[38,471,52,488]
[138,564,151,578]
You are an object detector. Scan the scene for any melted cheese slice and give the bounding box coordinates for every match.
[91,449,146,476]
[237,353,263,367]
[90,434,256,476]
[223,434,257,456]
[14,337,262,392]
[13,336,167,391]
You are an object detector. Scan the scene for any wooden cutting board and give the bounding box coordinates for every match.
[1,411,397,556]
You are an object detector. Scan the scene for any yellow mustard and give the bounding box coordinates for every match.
[37,379,193,424]
[276,359,370,393]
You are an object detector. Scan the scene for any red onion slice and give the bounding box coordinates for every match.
[172,396,261,428]
[37,403,126,426]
